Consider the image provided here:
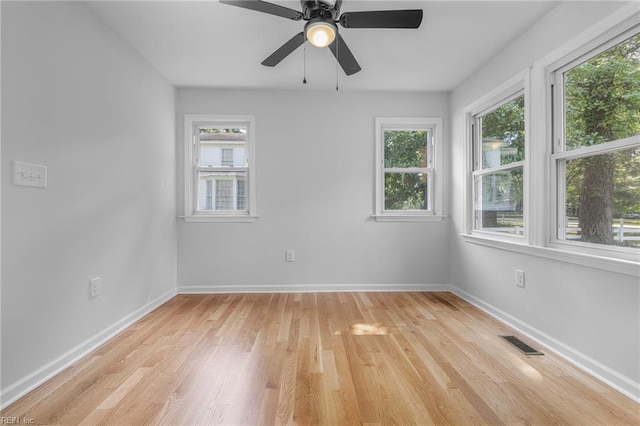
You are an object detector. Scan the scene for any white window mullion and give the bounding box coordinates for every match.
[555,158,567,241]
[211,179,219,210]
[193,126,201,216]
[427,170,434,212]
[233,177,238,210]
[472,160,524,177]
[551,136,640,162]
[383,167,430,174]
[552,73,565,156]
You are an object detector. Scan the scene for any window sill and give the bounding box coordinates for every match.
[373,215,447,222]
[181,214,258,223]
[461,233,639,277]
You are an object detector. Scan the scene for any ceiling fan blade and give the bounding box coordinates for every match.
[219,0,303,21]
[261,32,306,67]
[339,9,423,29]
[328,33,361,76]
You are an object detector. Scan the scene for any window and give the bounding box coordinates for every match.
[374,118,443,221]
[462,11,639,274]
[551,29,639,254]
[184,115,256,222]
[221,148,234,167]
[472,92,526,237]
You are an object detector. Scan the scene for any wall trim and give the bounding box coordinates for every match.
[461,233,640,277]
[177,283,454,294]
[0,288,177,410]
[450,286,640,403]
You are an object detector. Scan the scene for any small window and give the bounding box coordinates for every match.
[184,115,256,222]
[472,93,525,236]
[375,118,443,221]
[552,30,639,253]
[221,148,234,167]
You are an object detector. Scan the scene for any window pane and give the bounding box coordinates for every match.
[200,126,247,139]
[384,173,428,210]
[197,171,247,211]
[221,148,234,166]
[216,180,234,210]
[561,147,640,248]
[564,34,640,150]
[237,178,246,210]
[474,167,524,234]
[384,130,428,168]
[205,180,213,210]
[480,95,525,168]
[199,127,247,167]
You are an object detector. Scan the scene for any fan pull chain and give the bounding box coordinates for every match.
[335,31,339,91]
[335,53,339,91]
[303,40,307,84]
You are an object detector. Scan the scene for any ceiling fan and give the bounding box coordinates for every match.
[219,0,423,76]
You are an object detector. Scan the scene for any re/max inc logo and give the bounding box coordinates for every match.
[0,417,34,425]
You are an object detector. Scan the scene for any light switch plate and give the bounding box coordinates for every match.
[515,269,525,288]
[13,161,47,188]
[285,250,295,262]
[90,277,101,298]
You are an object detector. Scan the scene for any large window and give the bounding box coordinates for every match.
[463,13,639,273]
[552,30,639,252]
[472,93,525,236]
[184,115,256,222]
[375,118,443,221]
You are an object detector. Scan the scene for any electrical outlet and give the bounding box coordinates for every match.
[90,277,101,298]
[285,250,295,262]
[515,269,525,288]
[13,161,47,188]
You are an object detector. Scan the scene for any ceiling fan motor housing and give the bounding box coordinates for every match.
[301,0,342,21]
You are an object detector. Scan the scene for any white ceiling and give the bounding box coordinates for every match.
[88,0,560,91]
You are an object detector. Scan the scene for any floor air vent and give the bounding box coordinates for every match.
[500,335,544,355]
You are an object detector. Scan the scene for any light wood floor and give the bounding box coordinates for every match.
[2,292,638,425]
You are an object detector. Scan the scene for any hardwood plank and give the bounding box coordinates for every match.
[2,292,637,425]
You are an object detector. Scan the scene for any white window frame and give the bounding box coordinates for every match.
[464,71,530,242]
[183,114,257,223]
[462,5,640,277]
[548,24,640,262]
[374,117,444,222]
[471,88,527,240]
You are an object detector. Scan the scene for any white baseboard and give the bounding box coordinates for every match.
[450,287,640,403]
[0,288,177,410]
[177,283,454,294]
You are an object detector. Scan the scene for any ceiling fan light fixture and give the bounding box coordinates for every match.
[305,19,336,48]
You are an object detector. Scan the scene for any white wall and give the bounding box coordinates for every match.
[1,1,177,403]
[2,0,636,410]
[177,89,450,291]
[449,1,639,399]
